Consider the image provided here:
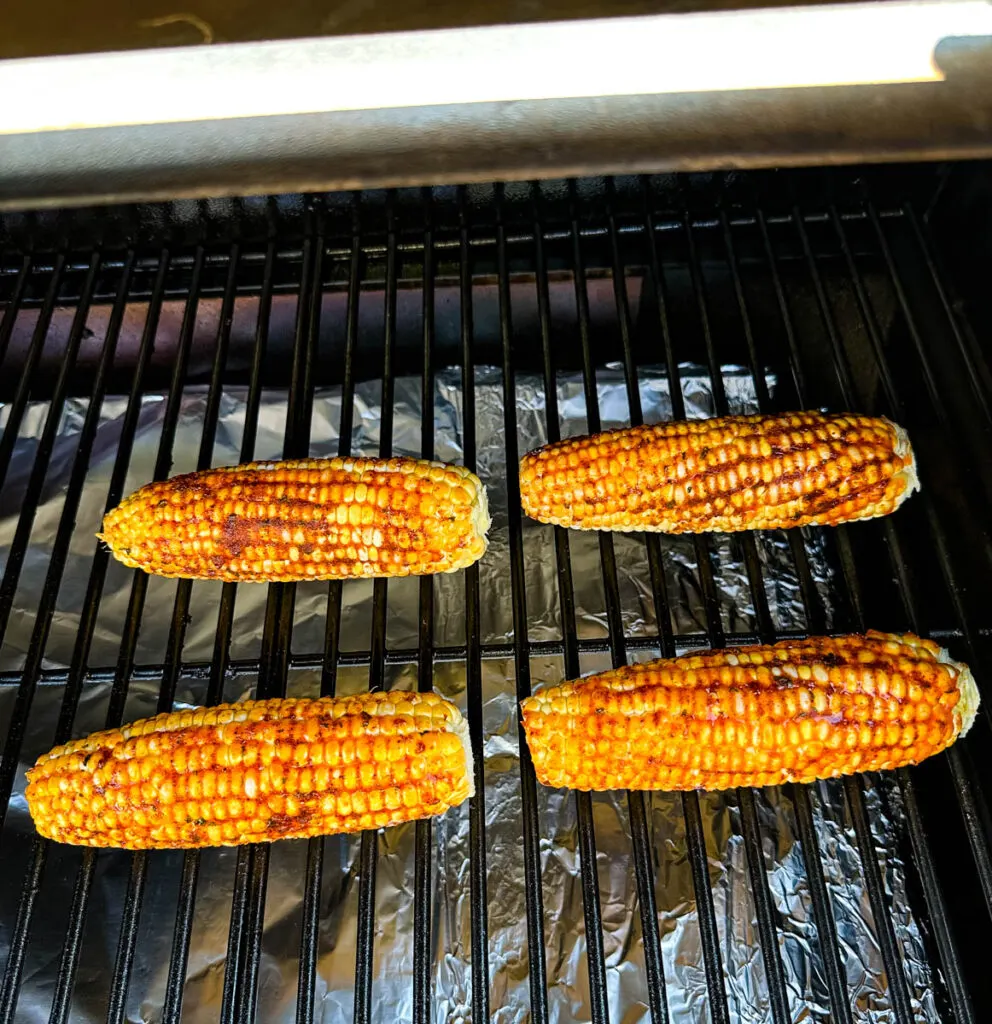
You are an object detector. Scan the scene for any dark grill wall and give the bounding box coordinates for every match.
[1,169,992,1023]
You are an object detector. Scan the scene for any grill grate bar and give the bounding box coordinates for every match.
[159,244,244,1023]
[210,241,278,708]
[220,845,254,1023]
[573,185,671,1023]
[0,252,99,834]
[832,206,985,1020]
[50,850,98,1024]
[605,182,670,1024]
[20,249,169,1024]
[412,194,436,1024]
[238,845,271,1022]
[154,245,213,715]
[6,625,984,689]
[847,209,992,578]
[296,839,324,1024]
[0,254,99,643]
[495,186,549,1024]
[298,207,362,1024]
[197,241,275,1024]
[645,192,733,1024]
[0,206,909,285]
[353,198,398,1024]
[297,208,361,1024]
[691,210,792,1024]
[868,206,992,458]
[744,212,856,1024]
[465,184,495,1024]
[539,185,609,1024]
[103,242,206,1024]
[108,855,149,1024]
[0,254,66,497]
[835,204,992,821]
[0,250,112,1024]
[0,836,46,1024]
[235,217,324,1024]
[902,205,992,428]
[790,207,930,1024]
[898,766,976,1022]
[759,203,970,1022]
[163,850,202,1024]
[319,205,362,701]
[863,208,992,687]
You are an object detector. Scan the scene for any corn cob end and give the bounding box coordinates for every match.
[941,649,980,737]
[451,704,476,798]
[461,480,491,575]
[887,419,919,513]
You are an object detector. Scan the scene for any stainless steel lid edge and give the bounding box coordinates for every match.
[2,0,991,208]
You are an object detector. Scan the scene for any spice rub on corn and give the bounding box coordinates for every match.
[519,412,918,534]
[26,691,474,850]
[99,456,490,582]
[521,632,978,793]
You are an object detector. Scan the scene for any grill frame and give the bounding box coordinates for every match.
[0,173,991,1023]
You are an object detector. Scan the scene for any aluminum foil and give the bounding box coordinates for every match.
[1,364,938,1023]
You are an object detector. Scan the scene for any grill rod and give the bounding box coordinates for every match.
[294,201,361,1024]
[0,250,108,1023]
[679,200,794,1024]
[520,183,612,1023]
[572,183,672,1023]
[161,241,260,1023]
[228,216,323,1023]
[783,205,975,1021]
[729,210,857,1024]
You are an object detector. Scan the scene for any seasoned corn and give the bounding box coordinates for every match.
[99,456,490,582]
[26,691,474,849]
[521,632,978,792]
[519,412,918,533]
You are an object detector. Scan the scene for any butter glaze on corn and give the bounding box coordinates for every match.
[519,412,918,533]
[26,692,474,850]
[99,457,490,582]
[521,632,978,793]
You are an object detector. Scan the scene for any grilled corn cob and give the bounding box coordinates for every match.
[26,691,473,850]
[521,632,978,792]
[99,456,490,582]
[519,412,918,533]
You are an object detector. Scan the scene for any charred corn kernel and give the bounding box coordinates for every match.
[26,692,474,850]
[98,457,490,582]
[521,632,978,792]
[519,412,918,533]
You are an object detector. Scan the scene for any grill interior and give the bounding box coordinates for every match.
[2,169,992,1023]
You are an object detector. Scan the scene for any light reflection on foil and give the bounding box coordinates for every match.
[0,366,938,1022]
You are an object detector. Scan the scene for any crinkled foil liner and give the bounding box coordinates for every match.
[1,366,938,1022]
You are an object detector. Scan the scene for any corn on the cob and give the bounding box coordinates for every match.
[521,632,978,792]
[519,412,918,533]
[26,691,474,850]
[98,456,490,582]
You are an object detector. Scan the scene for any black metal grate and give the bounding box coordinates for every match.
[1,174,992,1023]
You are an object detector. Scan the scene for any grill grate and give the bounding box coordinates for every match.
[1,176,992,1023]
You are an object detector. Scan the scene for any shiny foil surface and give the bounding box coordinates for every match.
[0,365,938,1022]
